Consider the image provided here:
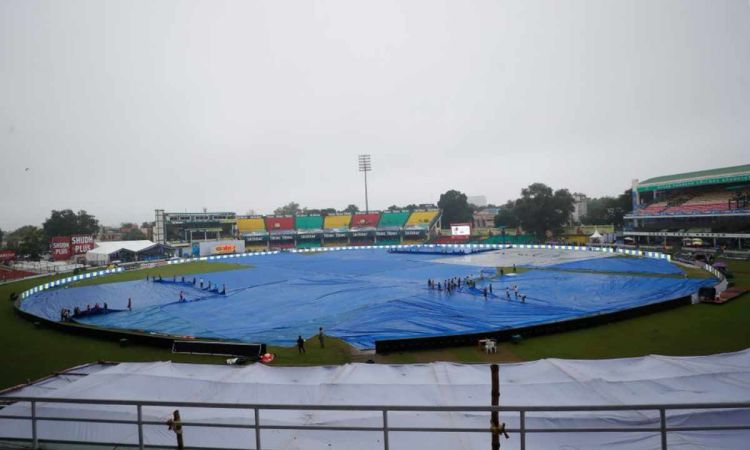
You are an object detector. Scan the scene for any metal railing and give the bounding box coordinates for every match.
[0,396,748,450]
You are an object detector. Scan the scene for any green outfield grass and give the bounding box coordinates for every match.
[1,259,748,390]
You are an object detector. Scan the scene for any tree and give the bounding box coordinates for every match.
[512,183,574,240]
[123,228,147,240]
[6,226,45,258]
[343,204,360,214]
[581,190,632,229]
[494,201,520,228]
[42,209,99,239]
[437,190,474,229]
[0,227,3,248]
[273,202,300,216]
[273,202,301,215]
[320,208,337,216]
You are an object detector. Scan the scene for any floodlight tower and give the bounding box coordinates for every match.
[358,154,372,214]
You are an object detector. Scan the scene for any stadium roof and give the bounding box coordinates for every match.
[637,164,750,192]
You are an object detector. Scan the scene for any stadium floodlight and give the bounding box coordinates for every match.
[358,154,372,214]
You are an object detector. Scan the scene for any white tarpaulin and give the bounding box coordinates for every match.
[2,350,750,449]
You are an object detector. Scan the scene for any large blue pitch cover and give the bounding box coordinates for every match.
[20,249,715,349]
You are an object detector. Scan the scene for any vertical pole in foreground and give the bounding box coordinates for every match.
[167,410,184,450]
[254,408,261,450]
[31,400,37,450]
[382,410,389,450]
[137,404,144,450]
[491,364,500,450]
[659,408,667,450]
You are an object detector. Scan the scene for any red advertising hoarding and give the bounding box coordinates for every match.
[51,236,72,261]
[71,235,95,255]
[0,250,16,262]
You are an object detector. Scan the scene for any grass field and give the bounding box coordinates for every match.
[1,259,748,390]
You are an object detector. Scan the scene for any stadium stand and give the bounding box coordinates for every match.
[237,217,269,251]
[350,213,380,229]
[323,214,352,230]
[237,217,266,234]
[265,216,295,231]
[349,213,379,245]
[378,211,410,228]
[295,215,323,230]
[405,210,439,228]
[625,164,750,250]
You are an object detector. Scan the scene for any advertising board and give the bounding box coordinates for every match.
[71,235,95,255]
[50,236,72,261]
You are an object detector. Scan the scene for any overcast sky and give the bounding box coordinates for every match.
[1,0,749,230]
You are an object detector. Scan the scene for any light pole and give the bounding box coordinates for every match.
[358,154,372,214]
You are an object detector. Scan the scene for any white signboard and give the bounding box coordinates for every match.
[451,225,471,236]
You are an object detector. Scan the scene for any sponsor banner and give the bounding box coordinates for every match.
[213,244,236,254]
[270,234,295,242]
[50,236,72,261]
[403,229,426,237]
[624,231,750,239]
[297,233,323,240]
[243,234,268,243]
[71,235,95,255]
[323,232,348,239]
[197,240,245,256]
[376,230,400,237]
[0,250,16,262]
[350,231,375,238]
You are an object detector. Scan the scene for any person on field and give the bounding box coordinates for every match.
[297,335,306,354]
[318,327,325,348]
[127,298,132,310]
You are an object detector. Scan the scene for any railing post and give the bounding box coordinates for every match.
[520,410,526,450]
[31,400,38,450]
[254,408,261,450]
[382,410,389,450]
[659,408,667,450]
[137,404,144,450]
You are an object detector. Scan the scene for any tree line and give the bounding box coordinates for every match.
[1,210,100,259]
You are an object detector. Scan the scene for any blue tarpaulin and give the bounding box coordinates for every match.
[20,249,715,349]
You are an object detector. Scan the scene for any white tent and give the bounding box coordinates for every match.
[2,350,750,449]
[85,240,161,265]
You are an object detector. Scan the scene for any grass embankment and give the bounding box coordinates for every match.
[1,260,748,390]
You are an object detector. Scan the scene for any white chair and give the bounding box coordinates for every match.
[484,340,497,354]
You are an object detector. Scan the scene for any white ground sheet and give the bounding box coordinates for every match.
[432,247,614,269]
[2,350,749,449]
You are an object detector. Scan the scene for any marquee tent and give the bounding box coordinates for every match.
[1,350,749,449]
